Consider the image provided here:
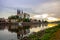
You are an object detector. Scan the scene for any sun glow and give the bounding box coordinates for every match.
[33,15,41,18]
[32,14,48,19]
[47,17,59,22]
[41,14,48,18]
[31,14,59,22]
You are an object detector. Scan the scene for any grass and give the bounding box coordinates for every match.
[27,24,60,40]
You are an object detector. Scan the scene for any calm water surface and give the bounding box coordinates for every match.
[0,23,58,40]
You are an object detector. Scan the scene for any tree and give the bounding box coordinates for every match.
[8,15,22,22]
[23,18,30,22]
[8,15,19,19]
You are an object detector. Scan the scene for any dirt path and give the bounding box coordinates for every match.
[50,29,60,40]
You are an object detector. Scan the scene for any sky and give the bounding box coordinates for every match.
[0,0,60,19]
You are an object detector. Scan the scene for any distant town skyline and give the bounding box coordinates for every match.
[0,0,60,20]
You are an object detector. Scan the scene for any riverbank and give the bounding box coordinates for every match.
[0,22,18,25]
[50,29,60,40]
[25,24,60,40]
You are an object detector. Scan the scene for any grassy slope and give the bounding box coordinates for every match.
[50,29,60,40]
[28,24,60,40]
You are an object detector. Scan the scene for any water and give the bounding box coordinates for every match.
[0,23,58,40]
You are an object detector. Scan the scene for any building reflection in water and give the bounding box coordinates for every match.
[8,25,30,40]
[0,23,58,40]
[0,25,6,30]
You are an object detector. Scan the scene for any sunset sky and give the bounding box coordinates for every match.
[0,0,60,21]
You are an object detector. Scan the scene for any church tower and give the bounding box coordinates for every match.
[17,9,20,15]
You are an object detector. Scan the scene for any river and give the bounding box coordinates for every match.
[0,23,58,40]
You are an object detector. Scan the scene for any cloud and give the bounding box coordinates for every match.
[33,1,60,18]
[0,0,60,18]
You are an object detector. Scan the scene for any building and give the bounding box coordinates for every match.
[24,13,30,19]
[8,9,30,22]
[10,19,17,23]
[0,18,6,22]
[17,10,24,18]
[17,9,30,19]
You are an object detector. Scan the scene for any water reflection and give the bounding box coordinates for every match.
[47,23,58,27]
[0,23,58,40]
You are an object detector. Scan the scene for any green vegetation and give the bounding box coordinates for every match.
[8,15,19,19]
[8,15,22,22]
[23,18,30,22]
[8,15,30,22]
[28,24,60,40]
